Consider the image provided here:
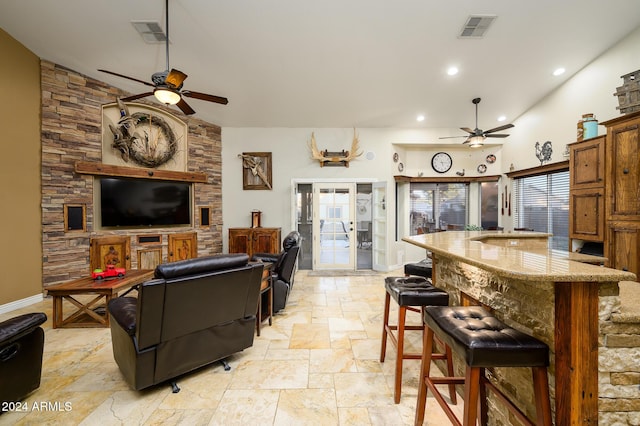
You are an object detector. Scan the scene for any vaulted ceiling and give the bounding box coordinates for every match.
[2,0,639,130]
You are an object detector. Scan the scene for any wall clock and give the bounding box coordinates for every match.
[431,152,452,173]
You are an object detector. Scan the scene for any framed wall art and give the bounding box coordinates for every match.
[238,152,272,190]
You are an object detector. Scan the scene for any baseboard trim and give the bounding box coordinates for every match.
[0,294,44,315]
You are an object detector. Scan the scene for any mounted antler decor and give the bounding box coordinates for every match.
[309,128,363,167]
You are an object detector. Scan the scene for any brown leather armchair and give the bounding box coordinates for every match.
[252,231,300,313]
[107,254,263,392]
[0,312,47,405]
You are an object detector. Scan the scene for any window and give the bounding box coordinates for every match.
[514,170,569,250]
[409,183,468,234]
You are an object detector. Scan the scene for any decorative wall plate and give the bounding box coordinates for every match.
[393,153,399,162]
[398,162,404,172]
[477,164,487,174]
[486,154,496,164]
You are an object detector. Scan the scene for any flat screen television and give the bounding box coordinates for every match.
[99,177,192,228]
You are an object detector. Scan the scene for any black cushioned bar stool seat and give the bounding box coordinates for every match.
[380,276,455,404]
[415,305,552,426]
[403,259,433,279]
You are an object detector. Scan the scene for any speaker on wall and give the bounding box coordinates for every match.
[64,204,86,232]
[200,207,210,227]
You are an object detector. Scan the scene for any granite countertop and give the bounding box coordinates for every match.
[403,231,637,283]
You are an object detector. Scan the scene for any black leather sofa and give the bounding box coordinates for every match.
[107,254,263,392]
[252,231,300,313]
[0,312,47,405]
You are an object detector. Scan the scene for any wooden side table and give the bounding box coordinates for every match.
[46,269,154,329]
[256,262,273,336]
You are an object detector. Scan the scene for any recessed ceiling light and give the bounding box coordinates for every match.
[497,115,506,122]
[416,115,425,122]
[553,68,566,76]
[447,67,459,76]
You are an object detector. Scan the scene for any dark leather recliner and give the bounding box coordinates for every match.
[252,231,300,313]
[0,312,47,405]
[107,254,263,392]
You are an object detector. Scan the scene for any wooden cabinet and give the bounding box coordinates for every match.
[90,236,131,272]
[570,188,605,241]
[229,228,281,258]
[570,136,605,189]
[604,113,640,221]
[569,136,606,244]
[608,221,640,275]
[168,232,197,262]
[602,110,640,277]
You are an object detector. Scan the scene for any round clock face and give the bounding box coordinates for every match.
[431,152,452,173]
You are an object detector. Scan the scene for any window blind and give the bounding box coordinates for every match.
[514,170,570,250]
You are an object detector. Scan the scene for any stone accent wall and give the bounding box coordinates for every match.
[40,61,222,287]
[434,255,640,425]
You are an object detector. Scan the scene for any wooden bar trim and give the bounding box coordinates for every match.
[394,175,501,183]
[506,161,569,179]
[554,281,599,425]
[75,161,208,183]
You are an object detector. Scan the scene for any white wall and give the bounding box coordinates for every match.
[222,26,640,266]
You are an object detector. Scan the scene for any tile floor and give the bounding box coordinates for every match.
[0,269,462,425]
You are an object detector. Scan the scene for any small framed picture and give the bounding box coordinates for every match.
[239,152,272,190]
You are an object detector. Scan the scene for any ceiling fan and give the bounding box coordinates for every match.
[98,0,228,115]
[439,97,514,147]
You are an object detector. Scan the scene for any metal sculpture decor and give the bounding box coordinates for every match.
[308,128,362,167]
[535,141,553,165]
[108,98,178,168]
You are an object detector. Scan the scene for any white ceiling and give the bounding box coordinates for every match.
[2,0,640,131]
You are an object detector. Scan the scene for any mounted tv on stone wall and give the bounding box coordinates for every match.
[99,177,192,228]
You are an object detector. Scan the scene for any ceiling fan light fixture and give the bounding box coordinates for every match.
[467,135,485,148]
[154,87,181,105]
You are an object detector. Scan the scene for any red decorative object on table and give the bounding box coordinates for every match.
[92,264,126,280]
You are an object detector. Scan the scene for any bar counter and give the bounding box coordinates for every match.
[403,231,637,425]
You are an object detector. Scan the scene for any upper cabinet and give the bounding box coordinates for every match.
[569,136,606,242]
[570,136,606,189]
[603,112,640,221]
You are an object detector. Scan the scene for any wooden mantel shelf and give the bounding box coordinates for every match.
[75,161,208,183]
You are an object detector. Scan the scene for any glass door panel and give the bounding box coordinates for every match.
[313,183,355,270]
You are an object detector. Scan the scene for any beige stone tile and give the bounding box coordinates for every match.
[230,360,309,390]
[334,372,394,407]
[274,388,338,425]
[143,408,215,425]
[308,373,335,389]
[209,389,279,425]
[352,338,383,360]
[309,349,357,374]
[78,389,165,425]
[289,323,331,349]
[338,407,372,425]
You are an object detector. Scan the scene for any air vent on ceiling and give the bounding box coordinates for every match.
[131,21,167,43]
[459,15,497,38]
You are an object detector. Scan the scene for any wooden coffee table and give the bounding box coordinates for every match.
[46,269,154,329]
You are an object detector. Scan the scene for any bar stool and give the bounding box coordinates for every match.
[415,305,552,426]
[403,258,433,280]
[380,276,455,404]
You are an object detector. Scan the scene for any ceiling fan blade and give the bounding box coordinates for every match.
[485,134,510,138]
[98,69,154,87]
[165,69,188,88]
[176,98,196,115]
[183,90,229,105]
[484,123,515,134]
[120,92,154,102]
[460,127,474,134]
[438,135,468,139]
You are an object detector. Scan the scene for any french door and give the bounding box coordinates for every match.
[313,183,356,270]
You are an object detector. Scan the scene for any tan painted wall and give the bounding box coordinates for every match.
[0,29,43,304]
